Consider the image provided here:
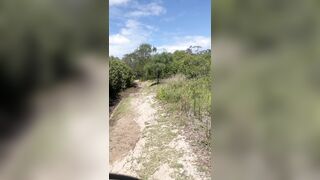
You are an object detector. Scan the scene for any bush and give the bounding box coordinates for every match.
[144,52,173,83]
[109,59,135,98]
[180,54,211,79]
[157,75,211,117]
[156,75,212,138]
[157,84,183,103]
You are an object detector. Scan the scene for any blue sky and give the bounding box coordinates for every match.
[109,0,211,57]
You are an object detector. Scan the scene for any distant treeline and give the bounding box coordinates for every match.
[109,44,211,98]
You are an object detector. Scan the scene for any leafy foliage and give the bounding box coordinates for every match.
[144,52,173,83]
[174,51,211,79]
[109,43,212,140]
[109,58,135,98]
[157,75,212,138]
[110,44,212,135]
[123,44,157,79]
[120,43,211,81]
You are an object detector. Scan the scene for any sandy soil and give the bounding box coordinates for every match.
[109,82,145,163]
[109,81,210,179]
[109,113,140,163]
[109,82,156,177]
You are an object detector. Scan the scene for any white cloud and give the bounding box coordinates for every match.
[157,36,211,53]
[109,1,210,61]
[127,2,166,17]
[109,0,131,6]
[109,34,130,45]
[109,20,153,57]
[109,1,165,57]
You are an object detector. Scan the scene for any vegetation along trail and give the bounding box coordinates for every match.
[109,80,210,180]
[109,44,211,179]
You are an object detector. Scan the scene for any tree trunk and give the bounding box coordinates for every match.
[157,72,160,84]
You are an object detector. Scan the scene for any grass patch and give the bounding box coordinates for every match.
[156,75,211,138]
[155,75,212,177]
[156,75,211,116]
[110,96,132,127]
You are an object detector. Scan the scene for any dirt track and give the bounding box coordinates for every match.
[109,81,210,179]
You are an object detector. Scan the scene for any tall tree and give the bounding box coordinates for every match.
[123,44,156,79]
[144,52,173,83]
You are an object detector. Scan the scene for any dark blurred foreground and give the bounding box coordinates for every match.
[213,0,320,179]
[0,0,107,179]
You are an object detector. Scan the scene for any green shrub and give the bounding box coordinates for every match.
[156,75,211,117]
[157,85,182,103]
[109,59,135,98]
[156,75,211,138]
[144,52,173,83]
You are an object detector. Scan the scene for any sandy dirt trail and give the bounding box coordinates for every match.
[110,82,209,180]
[110,82,156,175]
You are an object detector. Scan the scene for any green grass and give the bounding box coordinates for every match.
[156,75,211,123]
[110,96,132,127]
[155,75,212,176]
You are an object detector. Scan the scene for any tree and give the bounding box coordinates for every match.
[122,43,157,79]
[144,62,165,84]
[181,54,210,78]
[172,50,189,74]
[172,49,211,79]
[122,53,137,71]
[109,59,134,98]
[144,52,173,83]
